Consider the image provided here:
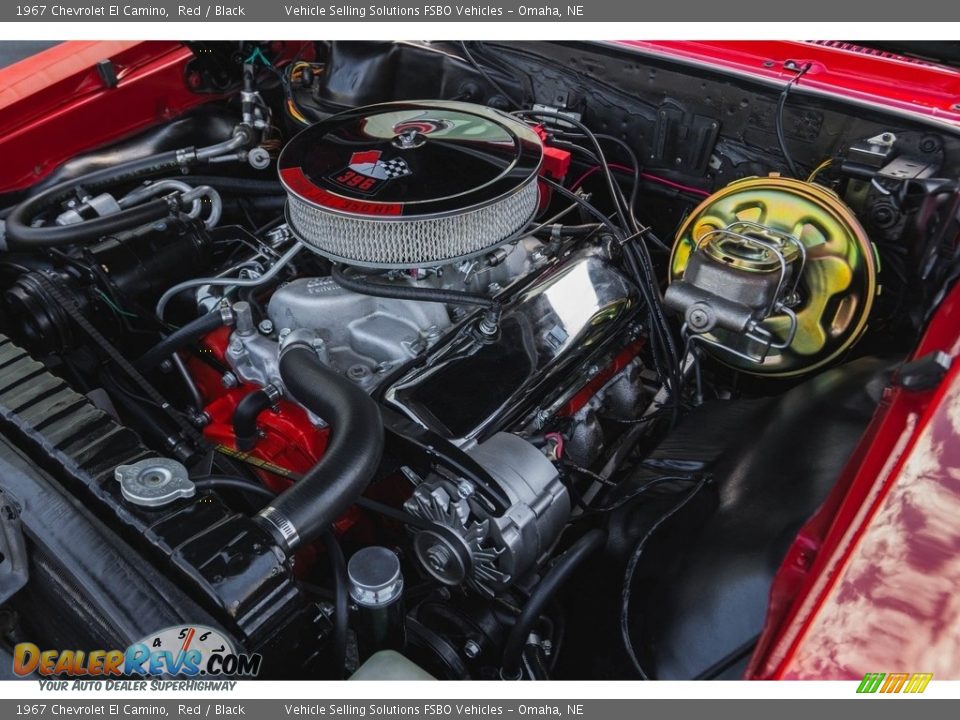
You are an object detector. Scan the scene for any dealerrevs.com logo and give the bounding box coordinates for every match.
[13,625,261,679]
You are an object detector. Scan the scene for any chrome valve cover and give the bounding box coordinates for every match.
[383,248,640,443]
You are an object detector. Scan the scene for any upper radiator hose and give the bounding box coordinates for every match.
[256,342,384,554]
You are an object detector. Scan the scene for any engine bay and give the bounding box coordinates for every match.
[0,40,958,680]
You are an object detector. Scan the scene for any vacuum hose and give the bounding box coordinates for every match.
[232,389,275,452]
[256,343,384,554]
[4,150,185,249]
[331,263,496,308]
[135,307,235,372]
[4,129,251,249]
[501,528,606,680]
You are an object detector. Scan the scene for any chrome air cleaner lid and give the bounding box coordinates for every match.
[278,100,543,269]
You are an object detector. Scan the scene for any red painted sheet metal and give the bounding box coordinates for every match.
[747,280,960,679]
[0,41,210,193]
[616,41,960,126]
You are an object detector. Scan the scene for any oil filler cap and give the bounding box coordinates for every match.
[348,546,404,608]
[115,458,195,508]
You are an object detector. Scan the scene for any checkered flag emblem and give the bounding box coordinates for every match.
[348,150,412,181]
[381,157,412,179]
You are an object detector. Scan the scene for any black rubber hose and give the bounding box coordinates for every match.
[13,198,173,247]
[533,224,601,238]
[193,477,276,502]
[187,471,349,671]
[165,176,285,195]
[187,468,350,676]
[331,264,495,308]
[322,528,350,679]
[228,196,287,214]
[233,389,273,451]
[4,149,185,249]
[256,343,384,553]
[501,528,606,680]
[135,309,230,372]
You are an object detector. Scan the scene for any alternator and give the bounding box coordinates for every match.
[666,175,878,376]
[403,433,569,597]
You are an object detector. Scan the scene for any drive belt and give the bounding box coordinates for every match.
[32,270,211,450]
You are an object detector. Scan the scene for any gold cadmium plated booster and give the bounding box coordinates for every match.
[669,175,878,376]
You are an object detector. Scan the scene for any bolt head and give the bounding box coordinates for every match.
[686,304,715,332]
[463,640,481,659]
[346,364,370,380]
[424,544,452,573]
[248,147,271,170]
[258,319,274,334]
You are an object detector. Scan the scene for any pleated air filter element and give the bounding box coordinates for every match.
[278,101,543,269]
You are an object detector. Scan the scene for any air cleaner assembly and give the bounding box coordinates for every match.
[278,100,543,269]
